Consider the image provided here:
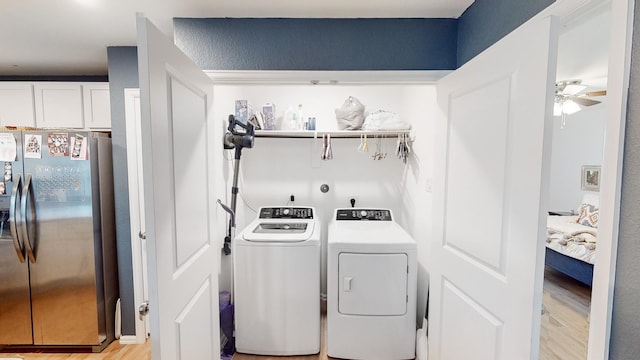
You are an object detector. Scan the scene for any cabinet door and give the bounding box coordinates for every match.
[0,82,36,127]
[83,83,111,129]
[34,83,84,128]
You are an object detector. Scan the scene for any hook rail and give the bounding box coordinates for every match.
[254,130,410,139]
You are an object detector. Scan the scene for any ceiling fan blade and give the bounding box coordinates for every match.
[568,96,601,107]
[585,90,607,97]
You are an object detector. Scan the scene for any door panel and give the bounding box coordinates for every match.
[430,15,558,360]
[176,279,215,359]
[169,77,210,268]
[136,15,220,360]
[445,77,510,271]
[338,253,407,316]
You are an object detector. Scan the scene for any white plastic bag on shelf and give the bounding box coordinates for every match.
[335,96,365,130]
[362,110,411,130]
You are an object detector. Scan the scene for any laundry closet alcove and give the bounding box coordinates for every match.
[211,70,440,321]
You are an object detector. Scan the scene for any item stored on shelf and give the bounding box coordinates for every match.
[335,96,365,130]
[363,110,410,130]
[262,103,276,130]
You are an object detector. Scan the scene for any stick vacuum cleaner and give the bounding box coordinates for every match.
[218,114,255,255]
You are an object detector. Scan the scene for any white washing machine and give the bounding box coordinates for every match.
[327,208,417,360]
[233,206,321,355]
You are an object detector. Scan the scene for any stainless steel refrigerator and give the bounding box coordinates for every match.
[0,130,117,351]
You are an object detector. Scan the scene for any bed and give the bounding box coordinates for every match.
[545,195,599,287]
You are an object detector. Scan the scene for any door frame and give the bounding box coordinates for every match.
[125,0,630,355]
[510,0,633,358]
[585,0,633,358]
[122,87,149,344]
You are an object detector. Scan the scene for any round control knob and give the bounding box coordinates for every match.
[283,208,290,215]
[360,210,368,217]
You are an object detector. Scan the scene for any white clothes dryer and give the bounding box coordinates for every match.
[327,208,417,360]
[234,206,321,355]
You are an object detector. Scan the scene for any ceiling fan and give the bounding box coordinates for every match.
[554,80,606,127]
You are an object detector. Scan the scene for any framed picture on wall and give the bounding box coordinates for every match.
[581,165,601,191]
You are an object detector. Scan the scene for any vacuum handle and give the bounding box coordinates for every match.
[227,114,255,136]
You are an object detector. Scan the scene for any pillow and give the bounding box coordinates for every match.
[580,192,600,209]
[577,203,599,228]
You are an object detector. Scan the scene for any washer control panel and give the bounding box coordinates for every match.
[259,207,314,219]
[336,209,392,221]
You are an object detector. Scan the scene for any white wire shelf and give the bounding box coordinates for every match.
[254,129,410,138]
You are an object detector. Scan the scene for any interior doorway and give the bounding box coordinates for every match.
[123,87,150,344]
[540,5,611,359]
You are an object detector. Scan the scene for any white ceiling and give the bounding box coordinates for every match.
[0,0,474,76]
[556,6,611,90]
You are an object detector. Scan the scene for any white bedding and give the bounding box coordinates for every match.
[546,215,596,264]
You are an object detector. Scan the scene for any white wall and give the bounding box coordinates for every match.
[548,102,606,211]
[213,82,436,323]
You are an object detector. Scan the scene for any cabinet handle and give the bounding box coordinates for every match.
[343,277,353,292]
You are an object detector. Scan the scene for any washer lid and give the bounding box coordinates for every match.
[243,220,315,242]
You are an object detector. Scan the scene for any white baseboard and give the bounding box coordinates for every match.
[119,335,144,345]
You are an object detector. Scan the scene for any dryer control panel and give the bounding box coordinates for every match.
[259,207,314,219]
[336,209,392,221]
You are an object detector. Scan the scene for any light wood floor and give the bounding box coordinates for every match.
[0,340,150,360]
[1,267,590,360]
[539,266,592,360]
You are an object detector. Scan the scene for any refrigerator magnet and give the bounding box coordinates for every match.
[4,162,12,183]
[70,134,88,160]
[48,132,69,157]
[0,133,17,162]
[24,134,42,159]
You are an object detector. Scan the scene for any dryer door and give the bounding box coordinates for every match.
[338,253,407,316]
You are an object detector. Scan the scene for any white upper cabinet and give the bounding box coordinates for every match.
[82,83,111,129]
[27,82,111,130]
[34,83,84,128]
[0,82,36,127]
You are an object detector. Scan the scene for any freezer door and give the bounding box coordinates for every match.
[22,131,102,345]
[0,218,33,345]
[0,131,33,345]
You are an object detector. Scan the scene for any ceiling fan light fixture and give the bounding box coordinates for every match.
[553,102,562,116]
[562,83,587,95]
[562,99,582,115]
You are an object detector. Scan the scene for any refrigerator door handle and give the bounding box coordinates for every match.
[21,174,36,263]
[9,173,26,263]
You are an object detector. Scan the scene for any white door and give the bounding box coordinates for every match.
[429,15,558,360]
[137,15,220,359]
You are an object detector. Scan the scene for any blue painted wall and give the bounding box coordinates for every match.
[174,18,458,70]
[106,46,138,337]
[456,0,554,66]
